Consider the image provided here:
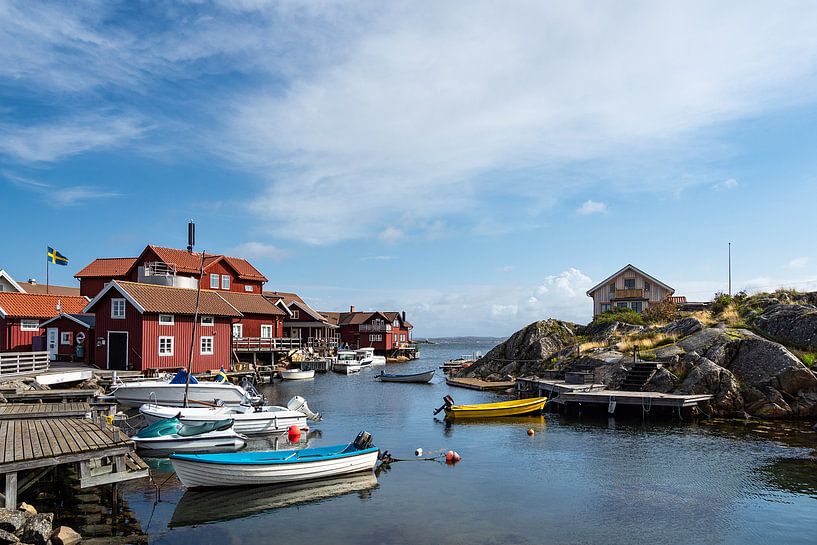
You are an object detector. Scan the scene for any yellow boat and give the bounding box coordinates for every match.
[442,397,548,419]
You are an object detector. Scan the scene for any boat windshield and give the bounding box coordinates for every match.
[338,352,357,361]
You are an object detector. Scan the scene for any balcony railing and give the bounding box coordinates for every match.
[233,337,301,352]
[359,324,392,332]
[614,288,645,299]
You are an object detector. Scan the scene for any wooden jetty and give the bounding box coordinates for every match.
[2,388,98,403]
[0,402,90,420]
[446,377,516,391]
[0,416,148,508]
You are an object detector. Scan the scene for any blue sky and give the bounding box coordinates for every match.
[2,1,817,337]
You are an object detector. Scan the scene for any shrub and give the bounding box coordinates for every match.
[593,307,645,326]
[802,353,816,368]
[711,292,733,316]
[642,299,677,323]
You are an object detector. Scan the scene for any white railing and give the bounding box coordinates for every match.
[359,324,392,332]
[142,261,177,276]
[233,337,301,351]
[0,351,50,376]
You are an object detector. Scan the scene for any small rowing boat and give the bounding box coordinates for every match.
[133,418,248,454]
[434,396,547,418]
[170,431,379,488]
[377,369,435,383]
[281,369,315,380]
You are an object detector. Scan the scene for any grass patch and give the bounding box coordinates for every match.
[801,353,816,368]
[592,307,645,326]
[617,332,678,353]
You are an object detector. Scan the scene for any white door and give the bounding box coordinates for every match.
[46,328,58,361]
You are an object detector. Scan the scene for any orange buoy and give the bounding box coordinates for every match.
[527,428,535,436]
[452,451,461,462]
[445,450,454,462]
[287,425,301,442]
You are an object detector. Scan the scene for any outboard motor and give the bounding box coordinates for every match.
[287,396,322,421]
[239,377,262,402]
[353,431,373,450]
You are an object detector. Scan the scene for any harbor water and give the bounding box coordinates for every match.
[68,338,817,544]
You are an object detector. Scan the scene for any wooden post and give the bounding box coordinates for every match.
[5,472,17,509]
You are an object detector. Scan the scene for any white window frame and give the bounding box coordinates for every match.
[210,273,219,289]
[221,275,230,290]
[400,334,406,342]
[60,331,72,345]
[260,324,273,339]
[111,298,126,319]
[159,314,174,326]
[244,285,253,292]
[292,310,300,319]
[200,336,214,355]
[158,336,174,356]
[201,316,214,327]
[232,323,243,339]
[20,319,40,331]
[369,334,382,342]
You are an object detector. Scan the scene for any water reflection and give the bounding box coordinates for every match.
[169,472,379,527]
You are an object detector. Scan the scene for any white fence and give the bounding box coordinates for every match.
[0,351,50,376]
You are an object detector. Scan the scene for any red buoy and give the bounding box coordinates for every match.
[452,451,461,462]
[445,450,454,462]
[288,425,301,443]
[527,428,535,436]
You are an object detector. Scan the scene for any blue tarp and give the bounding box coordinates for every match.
[169,369,198,384]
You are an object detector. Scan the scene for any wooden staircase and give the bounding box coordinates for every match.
[620,362,659,391]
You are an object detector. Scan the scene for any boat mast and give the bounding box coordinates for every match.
[183,249,206,408]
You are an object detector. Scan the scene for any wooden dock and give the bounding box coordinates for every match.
[517,377,607,396]
[1,417,148,508]
[446,377,516,391]
[558,390,713,408]
[2,388,98,403]
[0,402,90,420]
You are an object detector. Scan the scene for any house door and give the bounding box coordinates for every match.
[46,328,58,361]
[107,332,128,370]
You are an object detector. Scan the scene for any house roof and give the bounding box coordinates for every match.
[75,257,137,278]
[320,311,340,326]
[585,264,675,297]
[263,290,327,321]
[0,293,89,319]
[383,311,413,329]
[0,270,25,292]
[317,310,412,328]
[40,313,95,329]
[263,291,306,306]
[18,282,81,296]
[140,246,268,282]
[221,256,268,282]
[84,281,242,317]
[218,291,285,316]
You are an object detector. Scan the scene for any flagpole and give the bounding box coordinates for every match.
[46,245,50,295]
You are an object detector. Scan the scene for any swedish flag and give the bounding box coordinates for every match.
[47,247,69,266]
[215,367,229,383]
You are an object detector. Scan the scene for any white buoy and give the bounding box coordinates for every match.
[415,448,423,456]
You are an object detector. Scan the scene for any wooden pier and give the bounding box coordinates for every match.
[446,377,516,391]
[0,416,148,508]
[0,402,90,420]
[1,388,98,403]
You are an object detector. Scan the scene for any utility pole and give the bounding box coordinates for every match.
[728,242,732,297]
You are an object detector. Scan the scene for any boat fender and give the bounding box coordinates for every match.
[445,450,454,462]
[415,448,423,456]
[353,431,373,450]
[288,425,301,443]
[453,451,461,462]
[527,428,535,436]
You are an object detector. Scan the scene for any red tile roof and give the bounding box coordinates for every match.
[19,282,81,296]
[221,256,268,282]
[0,293,89,319]
[219,291,285,316]
[101,282,242,317]
[75,257,137,278]
[146,246,268,282]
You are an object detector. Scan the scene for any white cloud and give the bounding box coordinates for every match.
[577,200,607,215]
[360,255,396,261]
[378,227,405,244]
[3,172,120,206]
[499,265,514,273]
[785,256,809,269]
[231,241,287,261]
[714,178,739,191]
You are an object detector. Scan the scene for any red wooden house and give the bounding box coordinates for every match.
[75,245,268,298]
[322,306,413,354]
[38,313,95,363]
[84,281,241,372]
[0,293,88,353]
[218,291,286,340]
[264,291,338,348]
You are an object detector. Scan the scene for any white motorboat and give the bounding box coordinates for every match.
[332,351,362,374]
[280,369,315,380]
[111,370,262,408]
[133,418,248,454]
[170,431,379,488]
[355,347,386,366]
[139,396,321,435]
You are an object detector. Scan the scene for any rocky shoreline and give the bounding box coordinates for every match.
[458,290,817,420]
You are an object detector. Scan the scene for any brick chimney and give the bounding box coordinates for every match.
[350,305,356,313]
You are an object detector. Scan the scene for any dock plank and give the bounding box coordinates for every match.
[0,402,90,420]
[446,377,516,391]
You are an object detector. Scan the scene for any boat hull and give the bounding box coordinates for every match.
[281,370,315,380]
[171,448,379,488]
[444,397,547,418]
[332,363,361,374]
[139,404,308,435]
[114,382,257,407]
[379,370,435,383]
[133,429,247,454]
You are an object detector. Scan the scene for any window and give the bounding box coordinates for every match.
[624,278,636,289]
[200,336,214,355]
[221,275,230,290]
[158,336,174,356]
[393,333,398,343]
[616,302,628,308]
[608,283,615,293]
[201,316,214,327]
[400,334,406,342]
[292,310,300,319]
[260,325,273,339]
[644,282,651,292]
[159,314,174,325]
[232,323,243,339]
[210,274,219,289]
[20,319,40,331]
[111,298,126,319]
[393,319,399,327]
[60,332,72,345]
[631,301,643,313]
[369,334,382,342]
[600,303,612,312]
[244,285,253,292]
